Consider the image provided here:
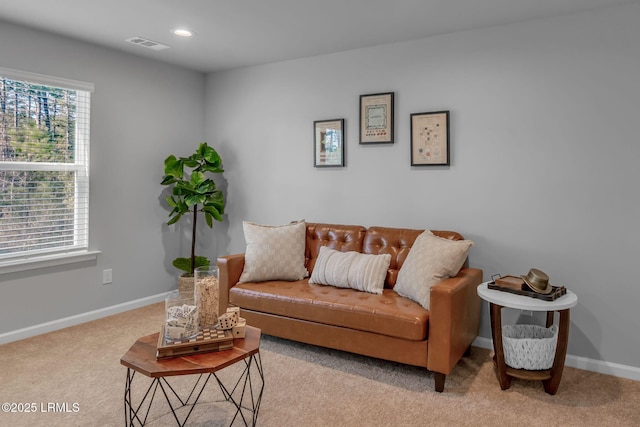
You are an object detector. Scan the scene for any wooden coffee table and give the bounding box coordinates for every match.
[120,325,263,426]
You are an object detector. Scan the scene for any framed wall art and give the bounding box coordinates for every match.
[314,119,345,167]
[410,110,450,166]
[359,92,394,144]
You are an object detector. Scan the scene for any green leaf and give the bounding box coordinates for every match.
[160,175,176,186]
[185,194,206,206]
[204,212,213,228]
[190,171,205,186]
[194,181,214,195]
[163,155,183,179]
[172,257,192,274]
[173,256,210,274]
[205,192,224,212]
[167,212,183,225]
[194,256,211,269]
[196,142,209,157]
[203,148,222,167]
[182,158,199,168]
[203,205,223,222]
[166,196,189,214]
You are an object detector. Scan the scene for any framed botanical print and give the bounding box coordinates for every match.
[410,110,450,166]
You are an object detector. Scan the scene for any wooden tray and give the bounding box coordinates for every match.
[489,275,567,301]
[156,326,234,360]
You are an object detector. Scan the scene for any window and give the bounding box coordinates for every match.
[0,67,93,266]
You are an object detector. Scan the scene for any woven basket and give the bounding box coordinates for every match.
[502,324,558,370]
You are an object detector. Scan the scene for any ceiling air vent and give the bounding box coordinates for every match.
[125,36,171,51]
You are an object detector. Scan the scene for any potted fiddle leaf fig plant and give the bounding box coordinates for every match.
[161,142,225,287]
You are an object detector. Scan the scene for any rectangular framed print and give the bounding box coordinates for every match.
[359,92,394,144]
[314,119,345,167]
[410,110,450,166]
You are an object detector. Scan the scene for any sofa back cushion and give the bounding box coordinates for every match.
[363,227,465,288]
[305,223,465,289]
[305,223,366,273]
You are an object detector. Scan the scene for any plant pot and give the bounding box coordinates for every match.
[178,275,194,297]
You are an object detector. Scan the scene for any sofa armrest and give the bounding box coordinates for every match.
[217,253,245,312]
[427,267,483,375]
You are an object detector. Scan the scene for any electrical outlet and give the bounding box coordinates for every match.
[102,269,113,285]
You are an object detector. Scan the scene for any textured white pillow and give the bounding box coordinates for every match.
[238,220,308,283]
[394,230,473,309]
[309,246,391,294]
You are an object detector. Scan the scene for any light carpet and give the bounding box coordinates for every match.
[1,302,639,426]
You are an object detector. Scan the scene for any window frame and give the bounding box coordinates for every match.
[0,67,98,272]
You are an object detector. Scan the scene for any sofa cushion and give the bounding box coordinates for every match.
[394,230,474,309]
[309,246,391,294]
[305,223,366,273]
[362,226,465,288]
[229,280,429,341]
[362,226,423,288]
[239,220,308,283]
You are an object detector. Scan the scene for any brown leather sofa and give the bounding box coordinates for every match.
[217,223,483,392]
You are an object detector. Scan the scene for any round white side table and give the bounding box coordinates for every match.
[477,281,578,395]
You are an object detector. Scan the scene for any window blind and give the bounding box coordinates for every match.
[0,70,91,261]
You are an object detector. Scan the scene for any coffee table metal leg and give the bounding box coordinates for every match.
[124,371,212,426]
[124,369,162,427]
[125,353,264,426]
[214,352,265,427]
[125,368,132,426]
[157,374,212,426]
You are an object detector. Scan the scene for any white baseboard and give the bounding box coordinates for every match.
[0,292,172,345]
[473,336,640,382]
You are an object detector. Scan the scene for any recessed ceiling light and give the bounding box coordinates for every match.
[171,28,195,37]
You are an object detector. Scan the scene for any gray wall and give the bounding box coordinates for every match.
[1,2,638,372]
[205,3,640,369]
[0,21,207,331]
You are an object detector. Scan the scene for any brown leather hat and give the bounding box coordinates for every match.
[521,268,552,294]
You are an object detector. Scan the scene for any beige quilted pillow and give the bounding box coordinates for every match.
[394,230,473,309]
[309,246,391,294]
[238,220,308,283]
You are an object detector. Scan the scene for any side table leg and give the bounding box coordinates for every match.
[543,309,570,395]
[546,311,554,328]
[490,303,511,390]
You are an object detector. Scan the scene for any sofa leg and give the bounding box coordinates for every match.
[434,372,446,392]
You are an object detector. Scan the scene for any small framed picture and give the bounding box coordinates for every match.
[359,92,394,144]
[410,110,450,166]
[314,119,345,167]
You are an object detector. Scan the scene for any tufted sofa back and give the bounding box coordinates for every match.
[305,223,464,289]
[305,223,366,274]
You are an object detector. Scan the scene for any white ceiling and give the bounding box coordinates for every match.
[0,0,635,73]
